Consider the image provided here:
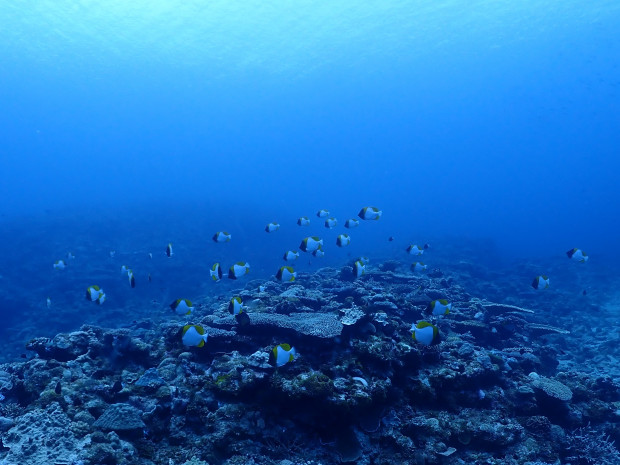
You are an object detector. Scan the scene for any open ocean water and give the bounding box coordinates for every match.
[0,1,619,464]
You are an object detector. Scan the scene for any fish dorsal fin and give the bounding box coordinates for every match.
[279,343,291,351]
[182,325,192,335]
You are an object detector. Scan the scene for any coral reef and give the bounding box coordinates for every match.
[0,263,618,465]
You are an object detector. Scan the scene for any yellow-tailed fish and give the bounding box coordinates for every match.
[411,321,439,346]
[344,219,360,228]
[265,222,280,233]
[272,343,296,367]
[228,262,250,279]
[86,285,106,305]
[324,217,338,229]
[276,266,297,282]
[212,231,232,243]
[228,296,246,315]
[427,299,451,316]
[300,236,323,253]
[210,263,223,282]
[336,234,351,247]
[358,206,382,220]
[283,250,299,261]
[406,244,424,256]
[411,262,427,272]
[531,275,550,290]
[566,248,588,262]
[182,325,208,347]
[297,216,310,226]
[312,248,325,258]
[170,299,193,316]
[354,260,366,278]
[316,209,329,218]
[53,260,66,270]
[127,269,135,288]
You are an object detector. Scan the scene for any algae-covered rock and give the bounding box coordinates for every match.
[2,402,81,465]
[135,367,166,389]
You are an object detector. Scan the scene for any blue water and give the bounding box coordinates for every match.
[1,1,619,356]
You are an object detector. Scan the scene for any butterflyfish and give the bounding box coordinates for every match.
[358,206,382,220]
[276,266,297,282]
[213,231,232,243]
[228,262,250,279]
[170,299,193,316]
[411,321,439,346]
[182,325,208,347]
[272,343,296,367]
[210,263,223,282]
[427,299,451,316]
[86,285,106,305]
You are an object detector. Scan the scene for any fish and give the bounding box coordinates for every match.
[127,269,136,288]
[316,209,329,218]
[265,222,280,233]
[358,206,382,220]
[228,262,250,279]
[210,263,223,282]
[170,299,193,316]
[148,252,153,259]
[411,321,439,346]
[272,343,296,367]
[312,248,325,258]
[566,248,588,262]
[120,265,128,274]
[85,285,106,305]
[411,262,427,272]
[182,325,208,347]
[148,273,152,282]
[109,251,116,258]
[228,296,246,315]
[299,236,323,253]
[212,231,232,243]
[427,299,451,316]
[324,217,338,229]
[388,236,395,242]
[297,216,310,226]
[354,260,366,278]
[46,297,51,309]
[283,250,299,261]
[276,266,297,282]
[406,245,424,256]
[336,234,351,247]
[344,219,360,229]
[531,275,550,290]
[53,260,66,270]
[66,252,75,260]
[166,243,173,257]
